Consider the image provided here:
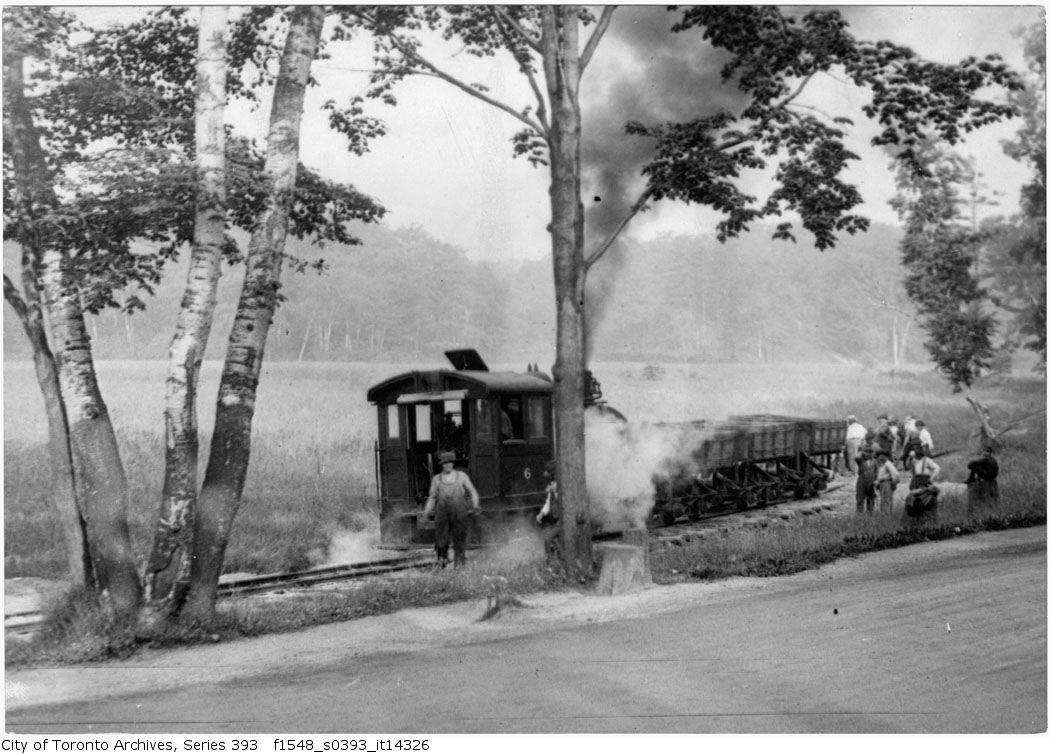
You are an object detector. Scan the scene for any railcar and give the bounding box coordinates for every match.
[367,349,554,547]
[368,350,846,546]
[651,414,844,525]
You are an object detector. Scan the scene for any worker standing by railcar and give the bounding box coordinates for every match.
[424,451,481,567]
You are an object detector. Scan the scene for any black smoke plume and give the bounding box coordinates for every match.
[580,7,748,361]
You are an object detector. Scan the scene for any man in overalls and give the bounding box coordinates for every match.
[424,451,481,567]
[904,446,941,522]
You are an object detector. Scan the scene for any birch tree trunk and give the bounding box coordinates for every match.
[3,38,99,591]
[540,6,593,576]
[141,6,228,627]
[184,5,325,621]
[40,245,142,616]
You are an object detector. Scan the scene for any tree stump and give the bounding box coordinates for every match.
[595,529,651,595]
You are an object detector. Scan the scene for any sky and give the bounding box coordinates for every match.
[67,4,1045,264]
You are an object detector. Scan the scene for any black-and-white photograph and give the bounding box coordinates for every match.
[3,3,1046,739]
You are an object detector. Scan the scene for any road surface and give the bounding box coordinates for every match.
[5,526,1046,733]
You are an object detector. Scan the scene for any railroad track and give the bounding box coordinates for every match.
[7,483,849,636]
[215,553,434,597]
[649,481,848,544]
[5,553,434,637]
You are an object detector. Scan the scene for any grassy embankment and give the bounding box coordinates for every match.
[4,360,1046,665]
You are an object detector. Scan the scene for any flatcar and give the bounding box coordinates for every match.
[367,349,554,547]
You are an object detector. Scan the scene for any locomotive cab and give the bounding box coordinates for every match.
[367,350,554,548]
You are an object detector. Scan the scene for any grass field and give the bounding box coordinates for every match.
[3,358,1046,579]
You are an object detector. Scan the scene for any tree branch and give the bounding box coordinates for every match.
[489,7,550,136]
[786,100,840,122]
[776,72,817,110]
[492,5,541,53]
[580,6,616,74]
[583,187,653,271]
[998,407,1046,436]
[4,274,29,324]
[371,14,546,136]
[714,72,819,153]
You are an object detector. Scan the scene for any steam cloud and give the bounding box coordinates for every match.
[322,528,380,565]
[585,409,712,529]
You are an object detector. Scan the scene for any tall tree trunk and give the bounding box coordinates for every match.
[891,317,900,367]
[40,247,142,615]
[141,6,228,627]
[3,37,104,593]
[541,6,592,577]
[298,316,313,361]
[4,280,94,588]
[184,5,325,622]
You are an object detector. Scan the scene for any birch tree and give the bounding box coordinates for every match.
[140,6,229,627]
[4,8,142,616]
[5,6,385,624]
[185,5,328,621]
[3,9,93,588]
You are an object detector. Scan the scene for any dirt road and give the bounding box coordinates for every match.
[5,526,1046,733]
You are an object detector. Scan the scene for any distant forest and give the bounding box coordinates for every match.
[0,220,957,368]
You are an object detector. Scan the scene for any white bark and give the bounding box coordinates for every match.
[143,5,229,625]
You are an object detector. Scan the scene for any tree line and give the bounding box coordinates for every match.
[3,220,924,367]
[9,209,1040,373]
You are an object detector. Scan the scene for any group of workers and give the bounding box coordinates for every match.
[422,411,1003,566]
[843,413,1000,519]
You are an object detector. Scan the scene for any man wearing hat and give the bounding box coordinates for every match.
[874,449,900,512]
[874,414,896,458]
[423,451,481,567]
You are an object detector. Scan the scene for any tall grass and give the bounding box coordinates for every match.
[4,361,391,578]
[4,359,1045,580]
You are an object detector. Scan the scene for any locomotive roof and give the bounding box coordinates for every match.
[366,369,553,403]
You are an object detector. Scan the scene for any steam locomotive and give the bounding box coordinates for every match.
[367,350,843,547]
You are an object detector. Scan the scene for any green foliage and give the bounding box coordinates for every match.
[984,22,1046,364]
[627,7,1022,251]
[891,144,997,391]
[3,7,386,317]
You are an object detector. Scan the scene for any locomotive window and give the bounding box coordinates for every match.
[440,400,465,451]
[525,397,551,440]
[386,405,400,440]
[414,404,432,443]
[500,396,523,441]
[443,400,463,429]
[476,399,493,440]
